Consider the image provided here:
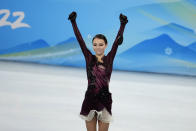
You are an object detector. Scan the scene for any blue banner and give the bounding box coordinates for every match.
[0,0,196,76]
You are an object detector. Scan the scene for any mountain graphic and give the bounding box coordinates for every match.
[119,34,196,63]
[51,37,81,52]
[151,23,196,46]
[188,42,196,52]
[0,39,49,55]
[154,23,194,34]
[120,0,196,47]
[0,37,86,66]
[55,37,77,46]
[0,37,81,56]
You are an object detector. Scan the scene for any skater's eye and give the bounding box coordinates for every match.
[98,43,104,46]
[93,43,97,46]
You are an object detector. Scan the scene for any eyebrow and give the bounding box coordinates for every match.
[93,43,104,45]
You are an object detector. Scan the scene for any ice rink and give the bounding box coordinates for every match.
[0,61,196,131]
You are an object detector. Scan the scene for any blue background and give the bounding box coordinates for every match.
[0,0,196,76]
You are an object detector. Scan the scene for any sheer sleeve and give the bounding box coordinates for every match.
[70,20,92,61]
[107,23,127,62]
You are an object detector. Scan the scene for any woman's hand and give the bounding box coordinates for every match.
[119,13,128,24]
[68,11,77,21]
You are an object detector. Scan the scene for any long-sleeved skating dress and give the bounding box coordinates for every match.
[70,19,127,123]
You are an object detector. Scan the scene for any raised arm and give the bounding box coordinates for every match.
[107,13,128,61]
[68,11,91,59]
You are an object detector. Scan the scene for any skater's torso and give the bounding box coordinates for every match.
[86,54,113,94]
[82,54,113,115]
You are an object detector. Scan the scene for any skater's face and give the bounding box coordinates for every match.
[93,38,107,56]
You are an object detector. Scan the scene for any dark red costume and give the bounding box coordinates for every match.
[68,12,128,116]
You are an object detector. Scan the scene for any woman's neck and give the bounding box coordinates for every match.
[95,54,104,63]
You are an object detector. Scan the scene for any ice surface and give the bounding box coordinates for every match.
[0,61,196,131]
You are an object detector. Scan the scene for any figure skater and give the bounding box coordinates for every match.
[68,11,128,131]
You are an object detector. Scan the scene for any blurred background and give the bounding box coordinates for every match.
[0,0,196,131]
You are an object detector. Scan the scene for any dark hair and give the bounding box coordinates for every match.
[92,34,107,45]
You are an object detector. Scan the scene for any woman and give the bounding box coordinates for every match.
[68,11,128,131]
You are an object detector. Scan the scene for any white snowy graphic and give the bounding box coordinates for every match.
[165,47,173,55]
[87,34,92,39]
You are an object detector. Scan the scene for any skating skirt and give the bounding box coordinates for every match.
[79,107,113,123]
